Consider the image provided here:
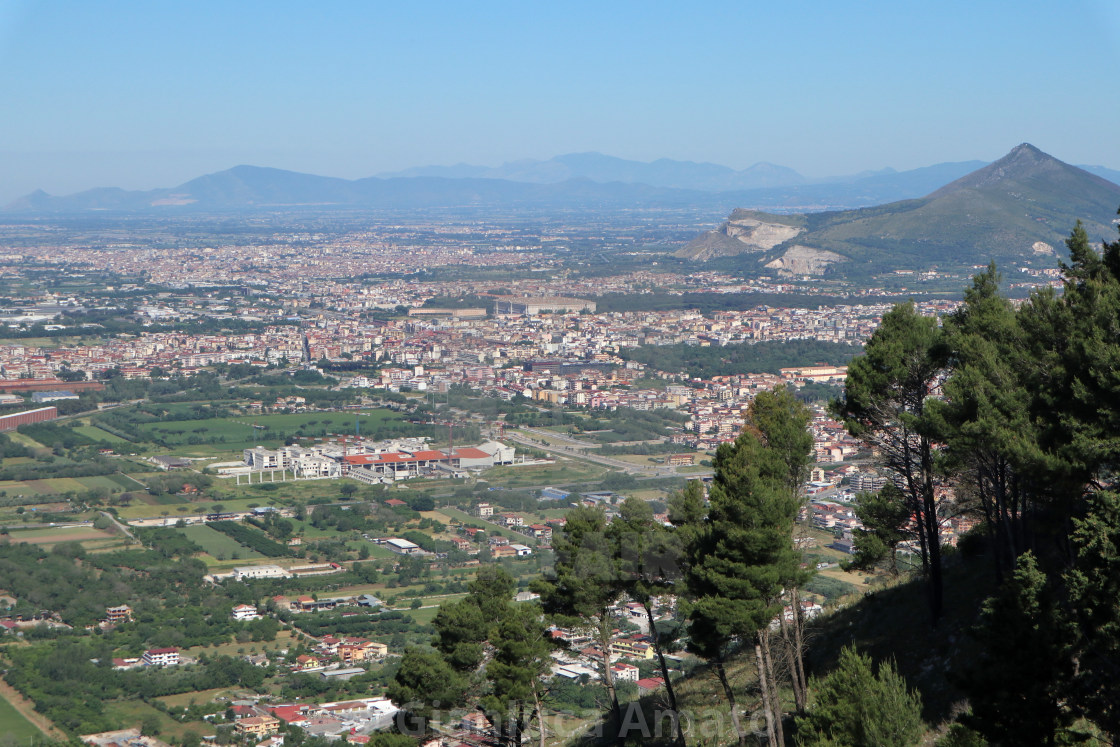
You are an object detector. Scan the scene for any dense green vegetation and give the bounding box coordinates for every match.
[619,339,861,378]
[822,217,1120,743]
[594,291,946,313]
[4,641,268,734]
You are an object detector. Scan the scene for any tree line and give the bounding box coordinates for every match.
[830,213,1120,744]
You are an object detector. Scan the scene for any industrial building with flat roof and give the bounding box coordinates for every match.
[494,296,596,315]
[0,406,57,432]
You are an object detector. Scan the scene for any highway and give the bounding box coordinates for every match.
[508,426,711,479]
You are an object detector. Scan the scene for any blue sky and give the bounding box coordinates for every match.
[1,0,1118,201]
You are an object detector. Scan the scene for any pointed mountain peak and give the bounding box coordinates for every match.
[927,143,1100,198]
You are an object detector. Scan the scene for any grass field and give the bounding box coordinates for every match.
[155,687,240,708]
[178,524,266,560]
[482,459,607,488]
[347,540,395,559]
[0,336,83,348]
[405,604,446,625]
[103,699,210,742]
[5,525,123,549]
[0,473,134,498]
[182,630,299,658]
[72,424,132,444]
[118,495,278,520]
[130,409,409,453]
[0,689,45,742]
[5,431,47,451]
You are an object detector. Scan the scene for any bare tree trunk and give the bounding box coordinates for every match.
[714,657,747,746]
[776,606,802,712]
[754,640,778,747]
[785,588,809,711]
[531,679,547,747]
[761,629,785,746]
[921,440,943,621]
[644,602,686,744]
[598,615,623,744]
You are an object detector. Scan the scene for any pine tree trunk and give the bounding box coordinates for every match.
[598,615,623,743]
[784,588,809,711]
[922,440,943,621]
[761,629,785,746]
[714,657,747,746]
[531,679,547,747]
[754,640,778,747]
[644,602,686,744]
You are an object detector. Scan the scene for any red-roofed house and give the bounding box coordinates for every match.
[267,705,310,725]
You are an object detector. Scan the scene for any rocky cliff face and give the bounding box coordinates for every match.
[675,213,804,260]
[764,245,847,276]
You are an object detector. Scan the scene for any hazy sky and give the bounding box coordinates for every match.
[1,0,1118,202]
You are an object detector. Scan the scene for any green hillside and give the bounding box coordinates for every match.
[684,144,1120,279]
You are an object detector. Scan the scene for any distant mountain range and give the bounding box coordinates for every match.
[680,144,1120,279]
[5,148,1119,219]
[378,152,809,191]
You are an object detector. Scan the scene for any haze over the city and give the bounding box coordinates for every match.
[1,0,1119,203]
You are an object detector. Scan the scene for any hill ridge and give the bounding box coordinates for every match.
[680,143,1120,278]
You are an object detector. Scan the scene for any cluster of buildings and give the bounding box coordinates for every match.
[236,438,515,483]
[228,697,399,741]
[292,636,389,673]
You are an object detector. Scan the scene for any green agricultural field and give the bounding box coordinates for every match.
[177,524,266,560]
[0,474,134,498]
[483,458,607,488]
[4,525,123,549]
[72,424,132,444]
[0,336,82,348]
[0,689,46,742]
[117,495,277,520]
[347,540,395,559]
[5,431,46,451]
[132,409,408,452]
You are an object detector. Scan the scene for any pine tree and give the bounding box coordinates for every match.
[387,648,468,735]
[480,601,554,747]
[685,386,812,745]
[532,504,626,737]
[609,496,686,744]
[1065,490,1120,742]
[960,552,1072,746]
[930,263,1043,579]
[844,484,912,577]
[834,302,946,620]
[796,646,923,747]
